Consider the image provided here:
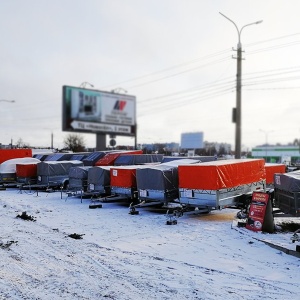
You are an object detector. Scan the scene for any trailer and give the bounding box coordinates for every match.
[110,165,151,202]
[274,170,300,216]
[0,157,40,185]
[265,163,286,187]
[85,166,112,196]
[136,159,200,204]
[16,162,39,185]
[25,160,83,190]
[68,166,92,192]
[178,159,266,212]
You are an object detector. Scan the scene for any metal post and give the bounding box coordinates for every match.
[236,45,242,158]
[219,13,262,159]
[260,129,273,162]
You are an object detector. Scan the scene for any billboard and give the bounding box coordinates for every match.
[62,86,136,136]
[181,132,203,149]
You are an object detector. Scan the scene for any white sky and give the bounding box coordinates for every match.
[1,0,300,150]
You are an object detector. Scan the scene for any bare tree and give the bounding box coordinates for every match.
[16,138,30,148]
[63,133,86,152]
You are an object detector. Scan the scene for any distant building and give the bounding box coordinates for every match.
[252,145,300,164]
[180,132,203,149]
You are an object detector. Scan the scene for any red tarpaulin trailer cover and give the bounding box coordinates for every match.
[178,159,266,190]
[110,166,139,188]
[264,163,286,185]
[0,149,32,164]
[16,163,38,178]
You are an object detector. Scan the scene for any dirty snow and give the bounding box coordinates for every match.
[0,188,299,300]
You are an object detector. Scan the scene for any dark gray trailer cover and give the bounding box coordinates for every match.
[69,166,91,179]
[35,160,83,187]
[37,161,83,176]
[44,153,74,161]
[274,171,300,216]
[274,171,300,192]
[137,165,177,191]
[68,166,92,191]
[70,154,89,161]
[136,159,200,201]
[114,154,163,166]
[82,151,109,166]
[87,166,111,193]
[88,166,111,185]
[33,154,49,161]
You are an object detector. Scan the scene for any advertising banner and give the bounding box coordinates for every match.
[62,86,136,136]
[246,192,269,232]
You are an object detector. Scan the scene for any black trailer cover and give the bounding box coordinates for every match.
[274,171,300,192]
[136,159,199,191]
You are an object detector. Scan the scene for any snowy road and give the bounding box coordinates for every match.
[0,189,299,299]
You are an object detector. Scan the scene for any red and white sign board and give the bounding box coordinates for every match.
[246,192,269,232]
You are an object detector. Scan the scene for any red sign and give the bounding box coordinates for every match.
[246,192,269,232]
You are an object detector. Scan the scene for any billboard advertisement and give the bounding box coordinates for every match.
[62,86,136,136]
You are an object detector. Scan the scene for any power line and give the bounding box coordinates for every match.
[100,33,300,92]
[101,48,231,90]
[138,88,233,117]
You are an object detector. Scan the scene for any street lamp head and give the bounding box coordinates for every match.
[256,20,263,24]
[80,82,94,88]
[0,99,15,103]
[111,87,128,94]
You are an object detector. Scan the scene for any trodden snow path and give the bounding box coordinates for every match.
[0,189,299,299]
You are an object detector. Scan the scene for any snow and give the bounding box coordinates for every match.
[0,188,299,300]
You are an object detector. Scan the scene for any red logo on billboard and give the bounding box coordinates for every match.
[113,100,126,111]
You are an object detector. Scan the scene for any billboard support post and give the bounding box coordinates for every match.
[96,134,106,151]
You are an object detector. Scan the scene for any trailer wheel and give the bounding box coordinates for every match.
[89,204,103,209]
[63,181,69,191]
[129,207,139,215]
[166,220,177,225]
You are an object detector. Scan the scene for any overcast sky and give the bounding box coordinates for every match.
[1,0,300,150]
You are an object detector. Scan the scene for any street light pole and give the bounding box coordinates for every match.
[260,129,274,162]
[220,13,262,159]
[0,99,15,148]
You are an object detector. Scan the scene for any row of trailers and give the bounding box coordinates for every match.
[1,152,299,219]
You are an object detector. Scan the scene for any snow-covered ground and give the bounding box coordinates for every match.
[0,188,299,300]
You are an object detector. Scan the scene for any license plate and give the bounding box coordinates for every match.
[183,189,193,198]
[140,189,148,197]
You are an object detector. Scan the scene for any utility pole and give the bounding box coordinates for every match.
[220,13,262,159]
[236,42,242,159]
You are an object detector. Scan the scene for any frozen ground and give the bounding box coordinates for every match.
[0,188,299,300]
